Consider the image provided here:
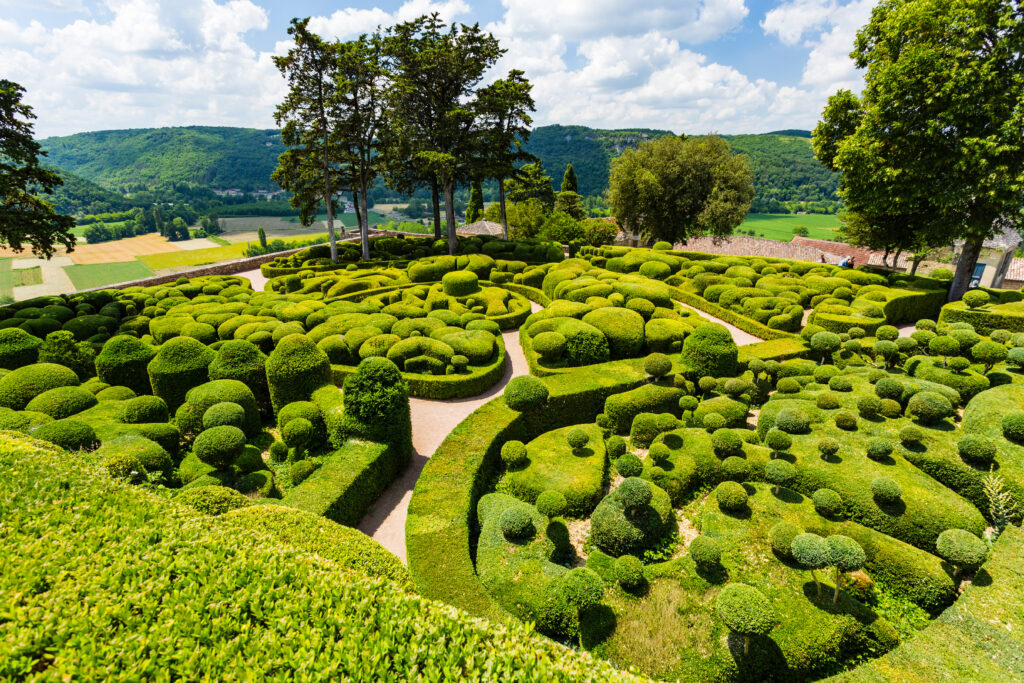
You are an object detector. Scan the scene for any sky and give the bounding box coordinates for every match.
[0,0,875,139]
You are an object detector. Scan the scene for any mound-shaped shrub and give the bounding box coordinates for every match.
[812,488,844,518]
[0,363,79,410]
[96,335,158,396]
[715,480,748,512]
[590,479,672,556]
[25,385,97,419]
[715,583,777,655]
[175,485,252,516]
[907,390,953,425]
[97,434,172,485]
[504,375,549,412]
[769,521,801,559]
[120,395,169,424]
[176,380,260,438]
[33,419,99,451]
[581,307,645,359]
[265,334,331,412]
[0,327,41,370]
[193,425,247,469]
[207,339,270,411]
[441,271,481,297]
[680,324,738,379]
[203,401,247,431]
[147,337,215,413]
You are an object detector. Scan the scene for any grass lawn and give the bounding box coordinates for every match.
[64,261,155,289]
[739,213,842,242]
[12,266,42,287]
[0,258,12,300]
[138,243,250,271]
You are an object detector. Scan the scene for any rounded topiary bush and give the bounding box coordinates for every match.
[24,385,97,419]
[176,380,261,439]
[567,427,590,451]
[499,505,534,540]
[441,270,481,297]
[712,428,744,458]
[776,377,801,394]
[536,489,567,519]
[764,459,796,493]
[94,335,157,396]
[1002,411,1024,443]
[689,535,721,569]
[865,437,894,461]
[193,425,246,469]
[834,410,857,430]
[606,435,627,459]
[290,459,319,486]
[147,337,216,413]
[265,334,331,413]
[615,452,643,477]
[935,528,988,577]
[774,408,810,434]
[703,412,727,432]
[874,377,904,401]
[829,376,852,392]
[769,521,801,560]
[0,327,42,370]
[32,419,99,451]
[644,352,672,378]
[504,375,549,411]
[614,554,645,590]
[533,331,566,362]
[812,488,844,518]
[175,485,252,516]
[765,428,792,453]
[500,440,528,469]
[899,425,924,446]
[282,417,313,450]
[120,395,169,424]
[857,395,883,419]
[98,434,172,485]
[962,289,990,309]
[618,477,653,510]
[681,323,738,379]
[816,392,840,410]
[716,480,748,512]
[907,391,953,425]
[818,437,840,459]
[957,434,997,465]
[0,363,79,411]
[207,339,270,410]
[722,455,750,482]
[871,476,903,505]
[202,401,247,431]
[714,583,777,655]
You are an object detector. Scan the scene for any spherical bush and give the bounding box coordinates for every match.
[614,554,645,590]
[716,480,748,512]
[193,425,246,469]
[618,477,653,509]
[812,488,844,518]
[269,440,289,463]
[101,435,172,485]
[866,437,894,461]
[681,324,738,379]
[615,453,643,477]
[606,435,627,459]
[791,532,829,569]
[962,289,990,309]
[712,429,744,458]
[874,377,904,401]
[813,365,839,384]
[826,534,866,573]
[0,363,80,411]
[899,425,924,445]
[175,485,251,516]
[867,369,887,384]
[25,385,97,420]
[501,440,528,469]
[929,335,961,358]
[769,521,801,559]
[504,375,548,411]
[810,331,841,359]
[776,377,801,394]
[290,460,318,486]
[644,352,672,378]
[764,459,796,490]
[764,428,792,452]
[202,402,247,431]
[649,442,670,464]
[834,411,857,430]
[880,398,903,419]
[957,435,997,465]
[500,506,534,540]
[679,395,699,413]
[533,331,567,362]
[703,413,727,432]
[871,476,903,505]
[818,437,840,459]
[857,396,883,419]
[829,376,852,392]
[848,326,866,339]
[689,536,721,569]
[567,428,590,451]
[876,325,899,341]
[699,376,718,394]
[120,395,169,424]
[947,356,970,373]
[907,391,953,425]
[775,408,810,434]
[441,270,481,297]
[536,490,567,519]
[1002,411,1024,442]
[32,419,99,452]
[715,583,776,641]
[559,567,605,611]
[282,417,312,449]
[722,455,750,482]
[816,392,840,410]
[935,528,988,572]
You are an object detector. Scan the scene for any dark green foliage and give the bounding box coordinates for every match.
[207,339,270,412]
[606,435,626,459]
[0,328,41,370]
[615,453,642,477]
[95,335,156,395]
[769,521,801,559]
[899,425,924,446]
[835,410,858,430]
[874,377,904,401]
[813,488,844,518]
[536,490,567,519]
[591,479,672,556]
[957,435,996,465]
[282,418,312,450]
[681,323,738,379]
[504,375,549,411]
[33,419,99,451]
[775,407,810,434]
[829,376,853,392]
[119,395,168,424]
[857,395,883,419]
[716,480,749,512]
[871,476,903,505]
[1003,411,1024,442]
[193,426,246,469]
[499,506,534,540]
[265,334,331,412]
[714,583,777,653]
[866,438,895,461]
[629,412,678,448]
[442,271,481,297]
[559,567,604,611]
[290,459,318,486]
[906,391,953,425]
[25,385,96,419]
[203,402,246,431]
[613,554,644,590]
[711,428,744,457]
[175,484,252,516]
[501,440,528,469]
[818,437,840,459]
[644,352,672,378]
[38,330,95,379]
[765,428,792,452]
[935,528,988,576]
[791,532,830,570]
[567,428,589,451]
[765,459,796,493]
[0,363,79,410]
[176,380,260,439]
[689,535,721,569]
[147,337,215,413]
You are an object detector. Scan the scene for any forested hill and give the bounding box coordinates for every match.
[39,126,285,192]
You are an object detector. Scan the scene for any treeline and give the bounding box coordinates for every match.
[723,133,840,213]
[81,205,200,243]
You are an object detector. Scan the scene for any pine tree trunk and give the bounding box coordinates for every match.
[431,179,442,241]
[499,178,508,240]
[359,180,371,261]
[949,235,984,301]
[445,182,458,256]
[353,191,362,238]
[323,135,337,264]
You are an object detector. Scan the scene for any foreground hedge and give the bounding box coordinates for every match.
[0,431,640,682]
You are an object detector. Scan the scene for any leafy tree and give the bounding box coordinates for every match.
[560,163,578,193]
[505,161,555,209]
[465,180,484,223]
[814,0,1024,300]
[715,583,777,655]
[554,189,586,220]
[272,18,346,262]
[608,135,753,245]
[0,80,76,257]
[538,211,583,243]
[483,198,546,238]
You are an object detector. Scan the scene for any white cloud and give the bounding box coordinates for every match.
[307,0,469,41]
[761,0,834,45]
[0,0,86,10]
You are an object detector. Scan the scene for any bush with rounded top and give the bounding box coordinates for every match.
[698,376,718,394]
[120,395,168,424]
[834,411,857,430]
[871,476,902,505]
[874,377,904,401]
[812,488,844,518]
[147,337,215,413]
[615,452,642,477]
[0,327,41,370]
[865,438,894,461]
[702,412,727,432]
[441,270,481,297]
[962,289,990,309]
[1008,346,1024,369]
[764,428,792,453]
[879,398,902,419]
[500,440,528,469]
[681,323,738,379]
[25,385,96,419]
[0,363,79,411]
[533,331,566,362]
[207,339,269,410]
[899,425,924,445]
[972,341,1008,373]
[876,325,899,341]
[269,440,289,463]
[867,369,887,384]
[769,521,801,559]
[826,534,866,602]
[792,532,829,570]
[290,459,318,486]
[764,459,796,493]
[716,480,748,512]
[689,536,721,569]
[176,380,260,439]
[606,435,627,459]
[33,418,99,451]
[202,399,246,430]
[712,428,744,458]
[774,408,810,434]
[828,376,852,392]
[341,357,410,449]
[816,392,840,410]
[857,396,883,419]
[722,455,750,482]
[504,375,549,412]
[715,583,776,654]
[907,391,953,425]
[1002,411,1024,442]
[560,567,605,612]
[536,489,567,519]
[957,434,996,465]
[810,331,841,361]
[818,437,840,459]
[776,377,801,394]
[644,352,672,378]
[265,334,331,413]
[935,528,988,577]
[175,485,252,516]
[652,240,673,250]
[929,335,961,362]
[567,428,590,451]
[618,477,653,510]
[193,425,246,469]
[614,555,645,590]
[98,434,172,485]
[282,418,312,450]
[499,506,534,540]
[813,365,839,384]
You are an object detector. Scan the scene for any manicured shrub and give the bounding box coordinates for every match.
[558,567,605,643]
[120,395,168,424]
[606,435,627,458]
[812,488,844,518]
[533,331,566,362]
[899,425,924,445]
[962,289,990,309]
[0,363,79,411]
[764,459,796,494]
[818,437,840,460]
[834,410,857,430]
[567,428,590,452]
[791,532,829,598]
[876,325,899,341]
[816,392,840,410]
[813,365,839,384]
[269,440,289,463]
[810,331,841,363]
[826,534,866,603]
[866,438,894,461]
[774,408,810,434]
[829,376,852,392]
[265,334,331,413]
[98,434,172,485]
[871,476,903,506]
[764,428,792,454]
[175,485,252,516]
[1002,411,1024,442]
[500,506,534,540]
[193,425,246,469]
[282,418,312,451]
[929,335,961,365]
[644,352,672,378]
[501,440,528,469]
[681,324,738,379]
[207,339,270,411]
[33,419,99,451]
[874,377,904,401]
[714,583,777,655]
[96,336,154,394]
[935,528,988,578]
[615,452,642,477]
[776,377,801,394]
[699,376,718,395]
[38,330,95,379]
[703,412,727,432]
[176,380,260,439]
[441,270,481,297]
[689,535,721,569]
[25,385,97,419]
[614,554,645,590]
[504,375,549,411]
[857,395,883,419]
[290,459,318,486]
[769,521,801,560]
[880,398,902,419]
[1008,346,1024,369]
[536,490,568,519]
[972,340,1008,373]
[716,481,748,512]
[0,327,41,370]
[203,401,247,431]
[867,369,887,384]
[648,442,671,465]
[722,455,750,482]
[907,390,953,425]
[147,337,215,413]
[618,477,652,510]
[340,356,411,450]
[711,429,744,458]
[957,434,997,465]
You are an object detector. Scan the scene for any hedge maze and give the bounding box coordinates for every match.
[3,234,1024,680]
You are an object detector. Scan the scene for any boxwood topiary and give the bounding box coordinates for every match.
[536,489,568,519]
[935,528,988,578]
[774,407,810,434]
[644,352,672,378]
[613,554,645,590]
[874,377,904,401]
[504,375,549,412]
[203,402,247,431]
[207,339,270,412]
[95,335,157,396]
[769,521,801,560]
[722,455,750,482]
[265,334,331,413]
[764,459,796,494]
[764,428,792,453]
[97,434,172,485]
[689,535,721,569]
[703,412,727,432]
[776,377,801,394]
[715,480,748,512]
[812,487,844,518]
[25,385,97,419]
[174,484,252,516]
[606,435,627,459]
[714,583,777,655]
[828,376,852,392]
[147,337,216,413]
[957,434,996,465]
[818,437,840,459]
[834,410,857,430]
[791,533,830,599]
[711,428,744,458]
[857,395,883,419]
[816,392,840,410]
[282,418,312,451]
[32,419,99,451]
[899,425,924,445]
[1002,411,1024,442]
[441,271,481,297]
[590,479,672,556]
[499,505,534,540]
[176,380,261,439]
[615,452,642,477]
[276,401,327,451]
[871,476,903,505]
[0,327,41,370]
[907,390,953,425]
[193,425,246,469]
[865,437,894,461]
[290,459,319,486]
[680,323,738,379]
[533,331,566,362]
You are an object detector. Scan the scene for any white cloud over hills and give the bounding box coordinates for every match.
[1,0,873,138]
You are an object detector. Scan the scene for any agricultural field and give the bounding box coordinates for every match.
[65,261,154,290]
[2,236,1023,681]
[739,213,843,241]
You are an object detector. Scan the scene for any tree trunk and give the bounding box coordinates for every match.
[892,248,902,272]
[499,178,508,240]
[445,182,458,256]
[811,570,821,600]
[833,568,842,604]
[910,254,924,276]
[352,191,362,238]
[323,137,337,264]
[743,635,750,656]
[881,246,890,269]
[431,178,442,241]
[948,235,984,302]
[359,181,371,260]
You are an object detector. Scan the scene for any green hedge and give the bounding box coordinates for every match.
[0,431,636,681]
[938,300,1024,335]
[669,285,797,341]
[738,337,810,365]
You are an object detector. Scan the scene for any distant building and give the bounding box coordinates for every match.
[954,221,1022,289]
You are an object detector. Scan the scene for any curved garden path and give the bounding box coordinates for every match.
[675,301,763,346]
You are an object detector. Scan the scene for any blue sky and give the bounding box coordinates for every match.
[0,0,874,138]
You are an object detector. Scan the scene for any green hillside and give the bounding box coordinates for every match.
[722,132,839,211]
[39,126,284,192]
[42,165,132,215]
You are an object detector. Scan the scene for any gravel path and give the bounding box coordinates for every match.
[675,301,763,346]
[236,267,269,292]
